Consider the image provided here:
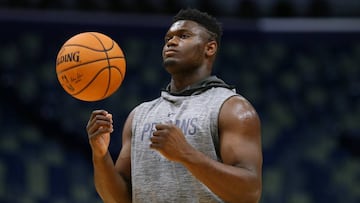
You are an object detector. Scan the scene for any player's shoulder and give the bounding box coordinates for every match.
[222,94,259,120]
[226,93,252,106]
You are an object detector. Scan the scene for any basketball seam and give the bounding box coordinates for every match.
[62,41,115,52]
[90,32,112,98]
[56,56,124,74]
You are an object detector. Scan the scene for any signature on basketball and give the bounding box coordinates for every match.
[61,72,83,92]
[69,72,84,83]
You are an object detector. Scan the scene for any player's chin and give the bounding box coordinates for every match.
[162,57,179,68]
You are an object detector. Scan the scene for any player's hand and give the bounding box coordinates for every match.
[150,124,195,163]
[86,110,114,158]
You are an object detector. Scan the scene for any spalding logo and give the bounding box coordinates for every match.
[56,51,80,65]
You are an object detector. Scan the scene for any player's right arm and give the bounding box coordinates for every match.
[86,109,133,203]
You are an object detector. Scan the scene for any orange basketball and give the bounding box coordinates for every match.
[56,32,126,101]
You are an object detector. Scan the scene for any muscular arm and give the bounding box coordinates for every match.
[88,110,133,203]
[183,96,262,202]
[190,96,262,202]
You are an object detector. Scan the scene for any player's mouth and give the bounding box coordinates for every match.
[164,49,178,57]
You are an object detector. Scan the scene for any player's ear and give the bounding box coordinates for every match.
[205,40,217,57]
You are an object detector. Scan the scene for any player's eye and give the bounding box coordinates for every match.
[164,36,173,42]
[180,34,190,39]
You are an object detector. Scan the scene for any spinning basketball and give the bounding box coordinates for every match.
[56,32,126,101]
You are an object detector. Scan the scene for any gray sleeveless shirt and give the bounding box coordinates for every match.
[131,86,237,203]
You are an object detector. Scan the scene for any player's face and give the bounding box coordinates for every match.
[162,20,211,74]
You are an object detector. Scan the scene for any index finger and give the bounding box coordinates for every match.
[89,109,108,121]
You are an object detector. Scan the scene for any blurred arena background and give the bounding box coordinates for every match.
[0,0,359,202]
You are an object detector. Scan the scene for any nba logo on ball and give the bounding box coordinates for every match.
[56,32,126,102]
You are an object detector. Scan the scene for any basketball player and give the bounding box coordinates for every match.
[86,8,262,203]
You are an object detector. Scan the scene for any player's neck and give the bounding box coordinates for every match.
[170,74,210,93]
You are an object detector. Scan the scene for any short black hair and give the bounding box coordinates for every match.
[173,8,223,47]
